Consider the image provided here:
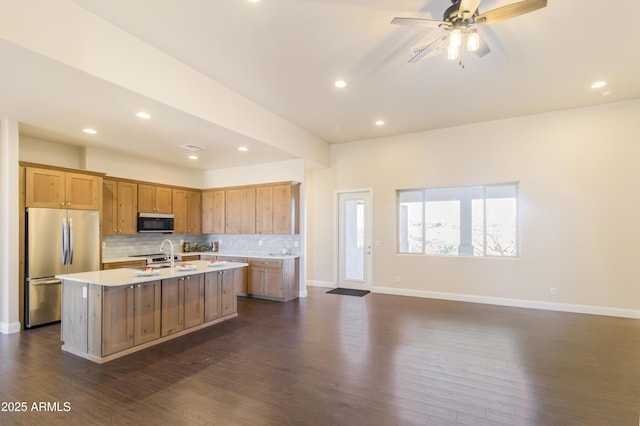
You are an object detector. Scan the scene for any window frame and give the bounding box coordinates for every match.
[396,182,519,258]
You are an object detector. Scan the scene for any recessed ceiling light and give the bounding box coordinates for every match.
[136,112,151,119]
[82,128,97,134]
[375,120,385,126]
[238,146,248,152]
[188,155,199,160]
[591,81,607,89]
[248,0,260,3]
[334,80,347,88]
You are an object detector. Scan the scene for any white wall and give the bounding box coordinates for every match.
[84,146,204,188]
[0,120,21,333]
[307,99,640,317]
[19,136,84,169]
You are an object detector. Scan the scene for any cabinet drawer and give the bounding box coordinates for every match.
[216,256,247,263]
[248,258,282,268]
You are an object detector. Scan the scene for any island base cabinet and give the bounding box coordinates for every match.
[133,281,162,345]
[59,263,245,364]
[184,274,205,329]
[205,270,237,321]
[102,280,161,356]
[161,277,185,337]
[102,285,134,356]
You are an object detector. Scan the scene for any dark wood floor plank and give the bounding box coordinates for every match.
[1,287,639,425]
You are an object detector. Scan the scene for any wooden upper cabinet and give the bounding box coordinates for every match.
[138,184,172,213]
[173,189,201,234]
[25,166,101,210]
[103,179,138,235]
[172,189,188,234]
[202,189,226,234]
[255,182,300,234]
[256,186,274,234]
[225,187,256,234]
[187,190,202,235]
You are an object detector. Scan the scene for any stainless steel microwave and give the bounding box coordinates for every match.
[137,213,174,233]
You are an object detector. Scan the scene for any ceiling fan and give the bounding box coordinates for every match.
[391,0,547,65]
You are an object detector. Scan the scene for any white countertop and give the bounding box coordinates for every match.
[57,260,248,287]
[102,252,298,263]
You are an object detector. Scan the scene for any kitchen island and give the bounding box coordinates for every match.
[57,260,247,364]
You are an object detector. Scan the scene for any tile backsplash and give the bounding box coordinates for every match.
[103,233,301,259]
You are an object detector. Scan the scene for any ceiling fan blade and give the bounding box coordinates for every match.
[475,0,547,26]
[391,17,450,28]
[408,34,448,63]
[473,33,491,57]
[458,0,482,19]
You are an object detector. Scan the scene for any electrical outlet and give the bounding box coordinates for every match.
[550,287,557,295]
[258,240,263,246]
[395,276,400,283]
[294,241,299,247]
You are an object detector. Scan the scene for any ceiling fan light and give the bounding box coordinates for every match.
[450,29,462,48]
[467,31,480,52]
[447,44,459,60]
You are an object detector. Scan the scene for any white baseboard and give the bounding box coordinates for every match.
[373,287,640,319]
[307,280,336,289]
[0,321,21,334]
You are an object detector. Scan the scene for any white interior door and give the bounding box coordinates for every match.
[337,191,372,290]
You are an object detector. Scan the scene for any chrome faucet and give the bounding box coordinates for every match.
[160,239,175,270]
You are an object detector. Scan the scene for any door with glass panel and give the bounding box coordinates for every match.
[337,191,372,290]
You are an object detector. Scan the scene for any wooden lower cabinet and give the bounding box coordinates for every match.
[101,259,146,270]
[184,274,204,329]
[161,276,185,336]
[247,257,299,302]
[205,269,237,321]
[102,280,161,356]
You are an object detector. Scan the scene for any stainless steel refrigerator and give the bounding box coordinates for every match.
[25,208,100,327]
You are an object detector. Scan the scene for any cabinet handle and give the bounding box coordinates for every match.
[60,202,65,206]
[67,202,71,207]
[129,285,134,289]
[137,284,141,288]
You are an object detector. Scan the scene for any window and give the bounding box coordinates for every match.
[397,183,518,257]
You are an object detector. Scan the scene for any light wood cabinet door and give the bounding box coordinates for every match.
[172,188,188,234]
[264,268,284,298]
[101,259,146,270]
[25,167,66,208]
[133,280,161,345]
[247,267,264,296]
[25,167,101,210]
[225,187,255,234]
[103,179,117,235]
[137,184,156,213]
[161,277,185,336]
[212,189,225,233]
[155,185,173,214]
[187,190,202,234]
[204,271,222,322]
[102,285,134,356]
[184,274,204,329]
[139,184,172,213]
[65,172,101,210]
[103,179,137,235]
[174,189,202,234]
[221,270,237,316]
[116,181,138,234]
[256,186,274,234]
[273,183,297,234]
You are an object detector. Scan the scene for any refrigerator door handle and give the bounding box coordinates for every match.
[61,217,68,265]
[69,218,74,264]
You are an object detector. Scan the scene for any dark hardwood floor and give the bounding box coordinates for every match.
[1,287,639,425]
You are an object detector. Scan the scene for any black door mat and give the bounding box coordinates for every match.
[326,288,370,297]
